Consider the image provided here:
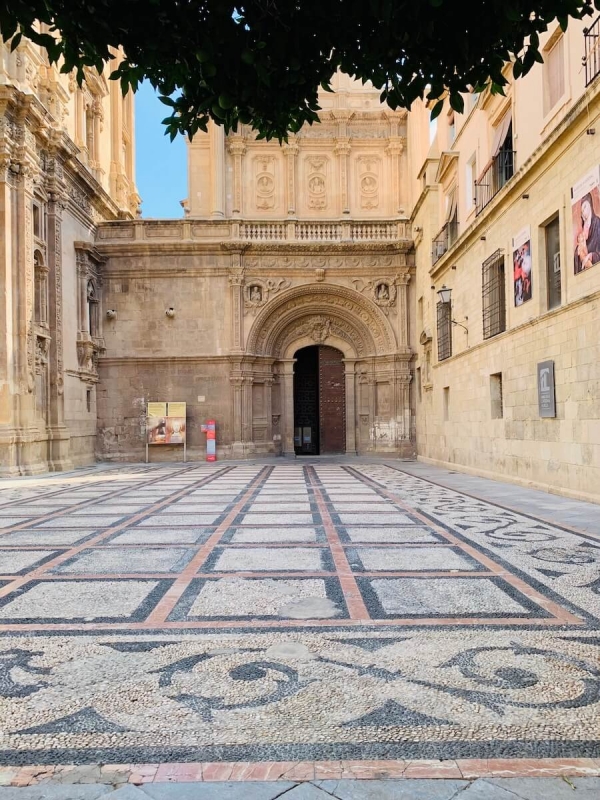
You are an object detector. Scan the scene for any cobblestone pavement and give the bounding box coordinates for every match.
[1,460,600,776]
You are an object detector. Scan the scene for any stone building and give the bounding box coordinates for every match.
[1,19,600,502]
[0,38,138,474]
[409,16,600,502]
[96,73,415,461]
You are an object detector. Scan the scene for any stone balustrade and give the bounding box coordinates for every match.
[96,218,410,244]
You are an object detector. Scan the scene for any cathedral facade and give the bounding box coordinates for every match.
[1,21,599,502]
[0,39,138,475]
[96,73,415,460]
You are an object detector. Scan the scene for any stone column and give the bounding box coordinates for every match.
[227,136,246,215]
[386,137,404,215]
[395,373,412,449]
[343,359,357,455]
[334,138,351,215]
[282,138,299,215]
[241,376,253,446]
[45,149,72,472]
[395,272,411,351]
[264,375,274,446]
[280,358,296,456]
[230,374,244,456]
[209,121,226,218]
[228,254,245,354]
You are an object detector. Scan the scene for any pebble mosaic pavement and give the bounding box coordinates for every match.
[1,461,600,771]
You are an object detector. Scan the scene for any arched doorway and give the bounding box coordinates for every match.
[293,345,346,455]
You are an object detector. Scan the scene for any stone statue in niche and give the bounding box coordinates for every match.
[250,285,262,302]
[376,282,389,301]
[351,277,397,315]
[244,278,291,315]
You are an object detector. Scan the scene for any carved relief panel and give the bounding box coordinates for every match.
[253,155,277,212]
[305,155,329,211]
[357,155,381,211]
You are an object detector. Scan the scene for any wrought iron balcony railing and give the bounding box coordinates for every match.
[431,217,459,265]
[475,150,516,215]
[584,15,600,86]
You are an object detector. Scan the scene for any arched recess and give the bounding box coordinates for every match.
[246,283,397,358]
[243,284,399,456]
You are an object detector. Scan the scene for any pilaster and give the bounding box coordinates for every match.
[334,138,351,215]
[282,138,299,215]
[343,358,357,455]
[227,136,246,216]
[209,121,225,218]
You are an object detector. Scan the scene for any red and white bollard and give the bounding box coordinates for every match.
[201,419,216,462]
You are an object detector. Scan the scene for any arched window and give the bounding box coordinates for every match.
[87,279,99,337]
[34,250,48,325]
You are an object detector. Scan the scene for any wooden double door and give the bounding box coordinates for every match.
[293,345,346,455]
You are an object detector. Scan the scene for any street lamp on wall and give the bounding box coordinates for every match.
[436,285,469,343]
[437,285,452,305]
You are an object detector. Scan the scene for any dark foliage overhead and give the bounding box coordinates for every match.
[1,0,599,140]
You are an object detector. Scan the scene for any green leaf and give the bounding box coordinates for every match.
[430,99,444,120]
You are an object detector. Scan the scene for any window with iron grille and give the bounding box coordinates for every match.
[436,300,453,361]
[482,250,506,339]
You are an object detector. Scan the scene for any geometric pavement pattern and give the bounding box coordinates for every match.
[1,461,600,765]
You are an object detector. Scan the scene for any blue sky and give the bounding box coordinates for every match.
[135,82,187,218]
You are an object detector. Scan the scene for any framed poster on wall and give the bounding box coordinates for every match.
[571,166,600,274]
[512,225,532,306]
[146,402,187,460]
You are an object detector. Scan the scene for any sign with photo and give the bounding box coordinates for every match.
[147,401,187,445]
[571,166,600,274]
[512,225,532,306]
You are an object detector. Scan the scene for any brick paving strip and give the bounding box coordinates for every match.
[2,757,600,786]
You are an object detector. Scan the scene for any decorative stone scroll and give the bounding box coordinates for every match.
[244,278,291,315]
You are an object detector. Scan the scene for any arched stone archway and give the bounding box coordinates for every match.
[247,283,396,358]
[232,283,413,458]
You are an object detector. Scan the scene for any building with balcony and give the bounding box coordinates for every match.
[410,15,600,501]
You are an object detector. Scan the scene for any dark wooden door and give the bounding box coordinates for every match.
[318,345,346,454]
[293,346,319,455]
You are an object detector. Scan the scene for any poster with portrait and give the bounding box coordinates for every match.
[147,402,186,444]
[571,166,600,274]
[512,225,532,306]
